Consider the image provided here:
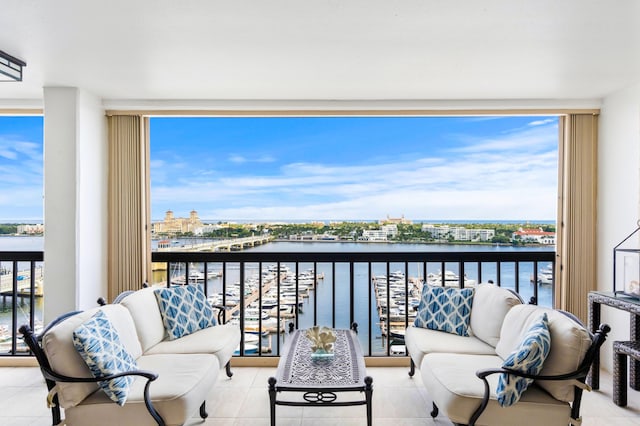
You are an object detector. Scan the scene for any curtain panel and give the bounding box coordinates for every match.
[556,113,598,324]
[107,115,150,301]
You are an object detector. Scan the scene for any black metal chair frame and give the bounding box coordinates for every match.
[19,311,209,426]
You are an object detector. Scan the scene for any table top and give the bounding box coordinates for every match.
[589,291,640,312]
[275,328,366,390]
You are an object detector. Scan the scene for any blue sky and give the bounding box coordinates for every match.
[0,115,558,222]
[150,116,558,222]
[0,116,43,222]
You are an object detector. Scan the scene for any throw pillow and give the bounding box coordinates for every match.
[154,283,217,340]
[413,285,474,336]
[72,310,138,406]
[496,313,551,407]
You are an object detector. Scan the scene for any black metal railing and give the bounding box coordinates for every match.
[151,250,555,357]
[0,251,44,356]
[0,249,555,358]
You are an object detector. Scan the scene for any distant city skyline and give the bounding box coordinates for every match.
[0,115,559,222]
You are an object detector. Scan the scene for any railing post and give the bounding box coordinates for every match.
[350,262,355,327]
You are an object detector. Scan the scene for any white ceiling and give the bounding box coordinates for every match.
[1,0,639,103]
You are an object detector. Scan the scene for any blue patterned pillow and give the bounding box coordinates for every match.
[72,310,138,406]
[496,313,551,407]
[413,285,474,336]
[154,283,216,340]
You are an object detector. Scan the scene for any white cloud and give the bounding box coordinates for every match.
[151,118,560,221]
[528,118,557,127]
[152,142,558,221]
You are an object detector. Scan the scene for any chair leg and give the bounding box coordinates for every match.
[200,401,208,419]
[51,402,61,424]
[430,402,439,418]
[226,361,233,378]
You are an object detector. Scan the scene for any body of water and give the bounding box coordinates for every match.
[0,237,554,356]
[155,241,554,355]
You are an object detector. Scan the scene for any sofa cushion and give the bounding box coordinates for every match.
[414,285,474,336]
[496,313,551,407]
[154,283,217,340]
[72,310,138,406]
[405,325,495,368]
[42,304,142,409]
[421,353,570,426]
[495,304,592,402]
[470,283,522,347]
[119,286,167,352]
[64,353,220,426]
[145,322,241,369]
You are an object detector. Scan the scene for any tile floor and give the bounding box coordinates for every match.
[0,366,639,425]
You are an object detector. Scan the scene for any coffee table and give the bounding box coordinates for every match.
[268,328,373,425]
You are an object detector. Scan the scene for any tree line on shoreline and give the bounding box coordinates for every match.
[155,221,556,245]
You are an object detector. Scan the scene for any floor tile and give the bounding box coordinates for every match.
[0,366,637,425]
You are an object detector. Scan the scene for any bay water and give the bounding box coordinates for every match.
[0,237,553,355]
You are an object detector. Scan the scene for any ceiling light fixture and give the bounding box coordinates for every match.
[0,50,26,82]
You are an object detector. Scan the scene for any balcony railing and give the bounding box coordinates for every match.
[0,251,44,356]
[151,250,555,357]
[0,249,555,358]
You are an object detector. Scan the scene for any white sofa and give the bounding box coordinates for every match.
[405,283,610,426]
[21,285,241,426]
[405,283,523,377]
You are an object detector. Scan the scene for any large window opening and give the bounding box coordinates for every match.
[144,115,561,355]
[0,114,44,354]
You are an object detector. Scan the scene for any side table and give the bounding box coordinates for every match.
[588,291,640,390]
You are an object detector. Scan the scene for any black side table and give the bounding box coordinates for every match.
[588,291,640,390]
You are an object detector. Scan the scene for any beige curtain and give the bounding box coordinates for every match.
[556,113,598,323]
[107,115,151,301]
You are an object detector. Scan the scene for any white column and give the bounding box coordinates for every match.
[43,87,108,323]
[598,81,640,372]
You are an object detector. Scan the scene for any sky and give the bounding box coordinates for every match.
[0,115,43,222]
[0,114,558,223]
[150,116,558,222]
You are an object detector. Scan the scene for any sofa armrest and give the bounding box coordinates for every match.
[41,365,166,425]
[210,304,232,324]
[468,323,610,426]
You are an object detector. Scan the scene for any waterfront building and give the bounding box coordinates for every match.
[512,227,556,245]
[421,224,495,242]
[362,229,389,241]
[17,224,44,235]
[381,224,398,237]
[152,209,203,235]
[379,214,412,225]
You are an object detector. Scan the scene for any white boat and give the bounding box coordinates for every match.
[426,270,476,287]
[531,265,554,285]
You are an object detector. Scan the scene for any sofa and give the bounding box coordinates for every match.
[405,283,610,426]
[20,284,241,426]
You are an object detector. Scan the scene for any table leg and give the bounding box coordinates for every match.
[365,376,373,426]
[614,347,628,406]
[588,298,601,389]
[268,377,277,426]
[631,315,640,390]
